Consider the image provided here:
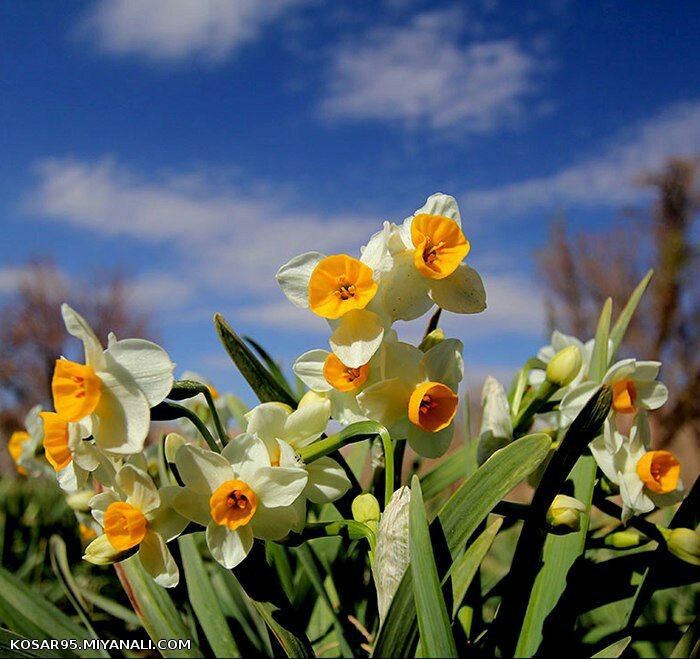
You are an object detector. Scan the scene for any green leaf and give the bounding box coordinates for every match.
[450,518,502,619]
[495,386,612,657]
[243,335,297,400]
[419,449,468,502]
[116,556,200,658]
[0,627,71,658]
[592,636,632,658]
[410,476,457,658]
[179,535,240,658]
[0,566,94,658]
[588,298,612,382]
[79,590,141,628]
[514,456,597,656]
[609,269,653,362]
[214,313,297,407]
[372,433,552,658]
[48,537,106,655]
[671,615,699,658]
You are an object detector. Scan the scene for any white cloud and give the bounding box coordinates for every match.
[77,0,307,62]
[463,99,700,219]
[124,273,196,312]
[320,9,543,131]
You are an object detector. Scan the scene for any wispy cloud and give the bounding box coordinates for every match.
[463,99,700,219]
[320,9,545,132]
[76,0,309,63]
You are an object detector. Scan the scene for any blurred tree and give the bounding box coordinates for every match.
[0,259,153,436]
[538,158,699,455]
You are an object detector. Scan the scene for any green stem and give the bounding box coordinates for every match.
[513,380,558,436]
[380,430,394,509]
[202,388,229,446]
[168,402,221,453]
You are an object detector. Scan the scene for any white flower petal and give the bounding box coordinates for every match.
[406,422,454,458]
[244,404,289,454]
[248,465,307,508]
[249,504,300,540]
[414,192,462,227]
[276,251,324,308]
[357,378,412,428]
[173,490,211,527]
[293,350,333,392]
[304,456,351,504]
[90,490,121,526]
[361,222,394,272]
[329,309,384,369]
[148,486,189,541]
[206,522,253,569]
[92,369,151,455]
[634,380,668,410]
[175,444,233,495]
[559,381,600,426]
[603,359,637,383]
[117,464,160,514]
[222,432,272,470]
[61,304,105,369]
[429,264,486,314]
[381,341,423,386]
[379,251,433,322]
[283,401,330,449]
[619,472,654,523]
[631,361,662,381]
[104,339,175,407]
[589,435,619,484]
[139,531,179,588]
[421,338,464,387]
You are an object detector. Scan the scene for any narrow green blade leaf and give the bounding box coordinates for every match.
[214,313,297,407]
[243,335,297,399]
[410,476,457,658]
[450,518,502,619]
[592,636,632,658]
[116,557,200,658]
[179,535,240,657]
[0,566,95,658]
[588,298,612,382]
[419,449,468,501]
[373,434,552,658]
[514,456,597,656]
[671,615,699,658]
[609,269,653,361]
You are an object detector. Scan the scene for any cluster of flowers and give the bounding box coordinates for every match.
[10,193,488,585]
[478,330,684,526]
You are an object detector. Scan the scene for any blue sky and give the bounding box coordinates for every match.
[2,0,700,400]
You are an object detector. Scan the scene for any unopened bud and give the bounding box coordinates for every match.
[419,328,445,352]
[83,534,134,565]
[352,493,381,534]
[661,527,700,566]
[546,345,583,387]
[546,494,586,532]
[604,529,645,549]
[65,490,94,512]
[298,390,328,408]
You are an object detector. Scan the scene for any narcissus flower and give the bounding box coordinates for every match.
[8,405,47,477]
[50,304,175,455]
[361,193,486,322]
[560,359,668,449]
[173,440,307,569]
[590,413,683,523]
[277,252,385,367]
[357,338,463,457]
[84,464,188,587]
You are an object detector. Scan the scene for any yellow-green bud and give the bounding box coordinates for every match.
[545,345,583,387]
[352,493,381,533]
[65,490,94,512]
[661,527,700,566]
[546,494,586,532]
[604,529,645,549]
[418,328,445,352]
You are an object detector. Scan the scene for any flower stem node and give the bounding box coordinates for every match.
[546,494,586,532]
[545,345,583,388]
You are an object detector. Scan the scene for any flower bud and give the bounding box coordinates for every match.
[65,490,95,512]
[83,533,134,565]
[661,527,700,566]
[418,328,445,352]
[352,493,381,534]
[604,529,645,549]
[298,390,327,408]
[546,494,586,532]
[546,345,583,387]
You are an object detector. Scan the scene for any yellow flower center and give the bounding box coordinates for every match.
[308,254,378,319]
[103,502,148,551]
[636,450,681,494]
[408,382,459,432]
[323,353,370,392]
[210,480,258,531]
[8,431,29,476]
[51,359,102,422]
[411,214,470,280]
[612,378,637,413]
[39,411,72,471]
